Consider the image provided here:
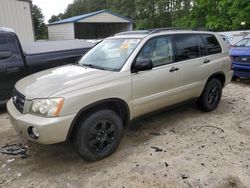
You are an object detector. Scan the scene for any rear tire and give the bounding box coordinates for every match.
[197,79,222,112]
[73,110,123,161]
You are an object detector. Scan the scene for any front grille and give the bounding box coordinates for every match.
[233,56,250,63]
[12,88,25,113]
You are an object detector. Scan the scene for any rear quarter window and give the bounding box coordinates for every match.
[201,34,222,55]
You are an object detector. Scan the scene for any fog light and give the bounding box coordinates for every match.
[28,126,39,139]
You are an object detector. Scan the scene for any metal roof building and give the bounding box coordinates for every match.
[48,10,133,40]
[0,0,34,43]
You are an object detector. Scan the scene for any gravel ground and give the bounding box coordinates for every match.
[0,80,250,188]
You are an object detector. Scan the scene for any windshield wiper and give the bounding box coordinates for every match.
[82,64,106,70]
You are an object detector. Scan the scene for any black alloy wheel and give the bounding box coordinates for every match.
[207,85,220,105]
[74,110,123,161]
[88,120,116,154]
[197,78,222,112]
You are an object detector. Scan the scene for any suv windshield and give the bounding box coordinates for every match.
[79,38,141,71]
[235,38,250,47]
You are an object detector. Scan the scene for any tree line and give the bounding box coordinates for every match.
[32,4,48,40]
[48,0,250,31]
[32,0,249,39]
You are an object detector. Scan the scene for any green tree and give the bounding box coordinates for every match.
[48,14,64,24]
[48,0,250,31]
[32,4,48,39]
[228,0,250,30]
[174,0,250,31]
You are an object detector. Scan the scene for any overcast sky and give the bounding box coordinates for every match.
[32,0,74,23]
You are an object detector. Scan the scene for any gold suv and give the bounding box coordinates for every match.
[7,29,233,161]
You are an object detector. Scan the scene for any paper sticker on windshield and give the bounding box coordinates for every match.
[120,39,140,49]
[121,43,129,49]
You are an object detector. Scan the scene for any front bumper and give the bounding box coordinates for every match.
[232,63,250,78]
[233,70,250,78]
[7,99,76,144]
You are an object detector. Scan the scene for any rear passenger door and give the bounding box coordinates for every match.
[199,34,223,87]
[173,34,223,101]
[173,34,205,100]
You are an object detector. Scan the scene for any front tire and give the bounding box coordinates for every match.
[197,79,222,112]
[74,110,123,161]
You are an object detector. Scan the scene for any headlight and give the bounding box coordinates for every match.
[30,98,64,117]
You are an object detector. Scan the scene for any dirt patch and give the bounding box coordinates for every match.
[0,81,250,187]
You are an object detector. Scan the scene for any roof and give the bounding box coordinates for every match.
[0,27,15,33]
[48,9,133,26]
[22,40,94,55]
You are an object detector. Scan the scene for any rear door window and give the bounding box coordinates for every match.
[201,34,222,55]
[196,35,207,56]
[174,34,200,61]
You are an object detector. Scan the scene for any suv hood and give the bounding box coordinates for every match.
[15,65,115,100]
[230,47,250,56]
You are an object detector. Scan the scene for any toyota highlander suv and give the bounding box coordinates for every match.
[7,29,232,161]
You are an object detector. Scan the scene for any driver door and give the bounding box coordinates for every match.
[131,35,182,118]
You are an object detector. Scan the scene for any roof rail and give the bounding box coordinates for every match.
[115,27,191,37]
[191,27,214,31]
[115,30,150,36]
[149,27,189,34]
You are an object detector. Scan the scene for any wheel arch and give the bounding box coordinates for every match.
[67,98,130,141]
[206,72,226,87]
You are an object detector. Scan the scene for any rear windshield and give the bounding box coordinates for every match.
[235,38,250,47]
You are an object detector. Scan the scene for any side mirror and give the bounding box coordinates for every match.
[133,58,153,73]
[0,51,13,60]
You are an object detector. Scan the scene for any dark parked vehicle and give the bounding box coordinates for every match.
[0,27,93,105]
[230,38,250,80]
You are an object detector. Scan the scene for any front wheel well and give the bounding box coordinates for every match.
[67,99,130,141]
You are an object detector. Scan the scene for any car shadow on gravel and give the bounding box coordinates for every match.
[0,106,7,114]
[232,78,250,86]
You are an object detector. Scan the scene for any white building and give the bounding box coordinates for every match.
[0,0,34,43]
[48,10,133,41]
[218,30,250,45]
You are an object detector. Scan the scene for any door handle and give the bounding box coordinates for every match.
[203,59,210,64]
[6,67,20,73]
[169,67,179,72]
